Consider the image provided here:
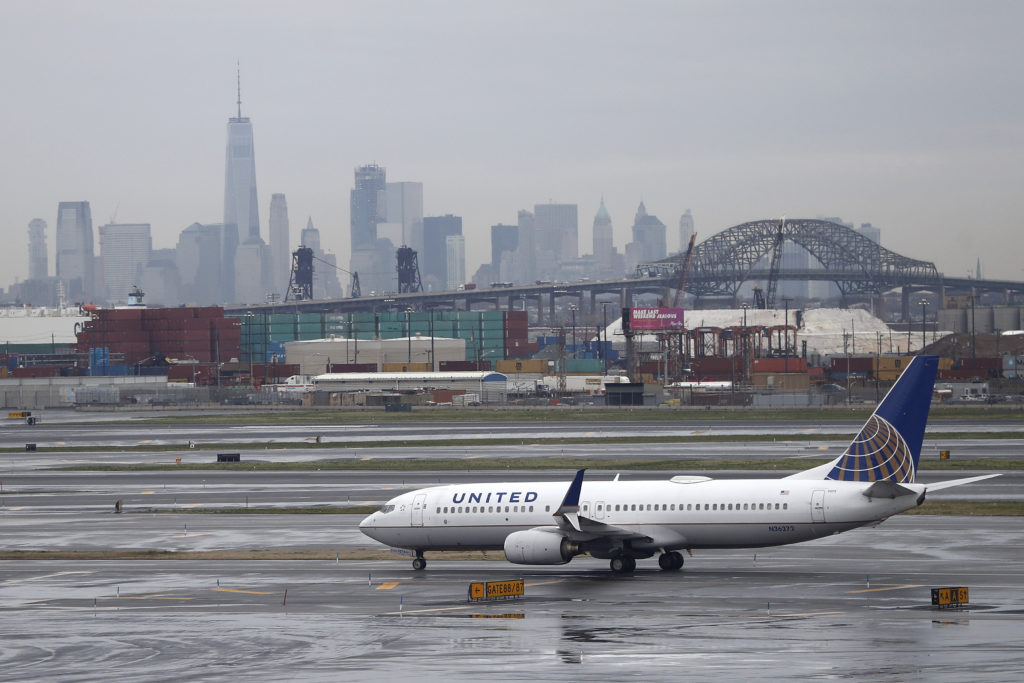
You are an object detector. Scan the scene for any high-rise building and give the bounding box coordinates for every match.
[625,202,667,272]
[592,199,613,272]
[350,164,389,294]
[858,222,881,244]
[301,217,343,299]
[55,201,94,301]
[223,72,262,302]
[385,181,423,252]
[678,209,695,253]
[445,234,466,291]
[99,223,152,303]
[533,203,578,280]
[28,218,48,281]
[422,215,462,291]
[490,224,518,281]
[268,193,289,298]
[138,248,181,307]
[176,223,224,305]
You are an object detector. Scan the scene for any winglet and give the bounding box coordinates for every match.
[558,468,586,510]
[554,469,586,531]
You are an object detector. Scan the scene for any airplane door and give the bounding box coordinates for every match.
[811,489,826,523]
[594,501,606,520]
[411,494,426,526]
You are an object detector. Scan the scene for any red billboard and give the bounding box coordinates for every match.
[628,307,685,330]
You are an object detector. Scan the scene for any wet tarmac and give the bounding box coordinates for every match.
[1,517,1022,680]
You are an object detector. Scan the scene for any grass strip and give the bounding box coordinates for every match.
[902,500,1024,516]
[54,456,1022,472]
[104,405,1024,426]
[8,430,1024,455]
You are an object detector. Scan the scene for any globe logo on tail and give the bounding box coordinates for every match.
[826,414,915,483]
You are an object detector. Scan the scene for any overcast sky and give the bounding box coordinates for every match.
[3,0,1022,289]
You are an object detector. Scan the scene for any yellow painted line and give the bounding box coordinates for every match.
[213,588,272,595]
[847,584,921,594]
[172,531,214,538]
[182,504,202,508]
[376,582,400,590]
[381,605,475,616]
[141,491,154,495]
[819,446,831,450]
[360,457,374,461]
[692,430,706,434]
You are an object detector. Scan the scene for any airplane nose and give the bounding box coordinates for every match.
[359,513,377,535]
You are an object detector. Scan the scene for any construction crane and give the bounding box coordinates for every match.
[764,219,785,309]
[670,232,697,308]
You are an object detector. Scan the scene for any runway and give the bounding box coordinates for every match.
[1,411,1020,679]
[1,517,1022,680]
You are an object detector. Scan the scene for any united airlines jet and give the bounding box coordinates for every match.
[360,356,997,573]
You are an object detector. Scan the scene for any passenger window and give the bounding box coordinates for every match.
[529,506,534,512]
[670,504,675,511]
[647,504,652,511]
[713,504,717,510]
[704,504,709,510]
[783,503,788,510]
[775,503,780,510]
[458,506,463,513]
[654,504,659,511]
[545,505,550,512]
[615,505,620,511]
[743,504,748,510]
[631,504,637,511]
[436,507,440,514]
[505,506,510,512]
[687,504,692,511]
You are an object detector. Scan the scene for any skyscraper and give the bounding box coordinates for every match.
[445,234,466,291]
[224,70,263,302]
[385,181,423,253]
[268,193,289,298]
[176,223,223,305]
[99,223,152,303]
[592,199,613,272]
[625,202,666,272]
[534,203,578,280]
[301,218,343,299]
[422,215,462,291]
[678,209,695,253]
[490,223,519,281]
[350,164,389,294]
[55,201,94,301]
[28,218,48,281]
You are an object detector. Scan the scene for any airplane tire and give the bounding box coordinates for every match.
[412,557,426,570]
[610,556,636,574]
[659,551,684,571]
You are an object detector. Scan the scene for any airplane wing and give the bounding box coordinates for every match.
[552,469,655,543]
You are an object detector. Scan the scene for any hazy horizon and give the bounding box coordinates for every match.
[3,0,1022,292]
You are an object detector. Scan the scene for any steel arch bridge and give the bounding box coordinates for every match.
[637,219,941,300]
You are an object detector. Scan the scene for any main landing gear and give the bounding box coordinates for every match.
[658,551,684,571]
[412,552,426,570]
[609,556,636,574]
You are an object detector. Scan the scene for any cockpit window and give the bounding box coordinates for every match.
[379,504,396,513]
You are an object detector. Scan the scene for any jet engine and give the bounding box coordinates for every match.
[503,528,578,565]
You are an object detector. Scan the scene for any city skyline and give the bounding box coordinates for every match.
[3,1,1022,293]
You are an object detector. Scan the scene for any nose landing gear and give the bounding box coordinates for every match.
[412,552,426,570]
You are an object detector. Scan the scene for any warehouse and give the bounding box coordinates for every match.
[311,371,508,404]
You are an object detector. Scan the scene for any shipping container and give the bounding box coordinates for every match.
[381,362,433,373]
[496,359,548,374]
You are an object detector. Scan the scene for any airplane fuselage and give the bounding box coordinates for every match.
[359,476,923,557]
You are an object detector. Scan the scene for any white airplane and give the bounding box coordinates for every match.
[360,355,998,573]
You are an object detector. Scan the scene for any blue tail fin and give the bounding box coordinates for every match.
[792,355,938,483]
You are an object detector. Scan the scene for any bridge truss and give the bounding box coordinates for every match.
[636,219,941,301]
